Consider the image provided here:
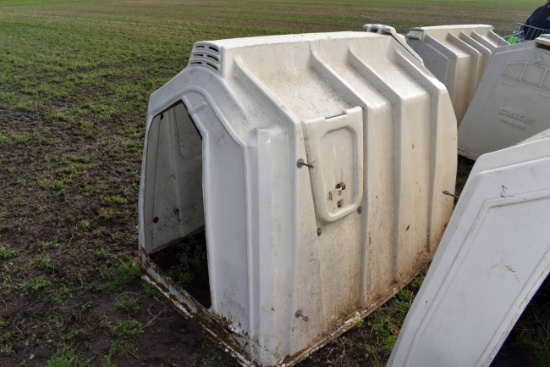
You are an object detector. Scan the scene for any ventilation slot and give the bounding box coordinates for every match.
[188,43,221,73]
[206,63,218,71]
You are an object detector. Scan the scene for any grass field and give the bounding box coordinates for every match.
[0,0,548,366]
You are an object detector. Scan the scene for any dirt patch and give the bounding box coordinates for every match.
[0,106,235,366]
[150,229,212,309]
[0,1,547,366]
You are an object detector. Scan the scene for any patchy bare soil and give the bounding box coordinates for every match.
[0,1,548,367]
[2,84,545,367]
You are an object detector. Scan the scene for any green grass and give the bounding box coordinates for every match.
[116,294,140,315]
[0,245,20,260]
[45,346,91,367]
[31,255,54,270]
[104,260,141,293]
[23,276,52,294]
[38,241,60,252]
[110,320,143,337]
[0,1,547,366]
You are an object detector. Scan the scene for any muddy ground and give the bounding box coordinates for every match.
[1,1,548,366]
[1,75,547,367]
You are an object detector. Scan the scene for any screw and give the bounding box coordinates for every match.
[317,228,322,236]
[295,309,309,322]
[297,159,314,169]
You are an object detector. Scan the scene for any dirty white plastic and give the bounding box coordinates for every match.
[362,24,423,61]
[406,25,504,123]
[516,127,550,145]
[387,137,550,367]
[458,37,550,159]
[139,31,457,367]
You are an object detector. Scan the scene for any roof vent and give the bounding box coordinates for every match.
[188,43,221,73]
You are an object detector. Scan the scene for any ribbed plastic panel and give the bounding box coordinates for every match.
[139,31,457,366]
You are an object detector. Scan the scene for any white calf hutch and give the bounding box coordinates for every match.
[405,25,504,124]
[138,31,457,366]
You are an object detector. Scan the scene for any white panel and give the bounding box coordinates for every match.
[388,137,550,367]
[302,107,364,223]
[458,41,550,159]
[139,31,457,367]
[145,103,204,253]
[406,25,504,124]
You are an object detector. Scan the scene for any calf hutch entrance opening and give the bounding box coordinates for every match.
[140,100,211,309]
[138,31,457,366]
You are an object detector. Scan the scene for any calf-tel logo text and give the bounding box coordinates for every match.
[499,108,535,125]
